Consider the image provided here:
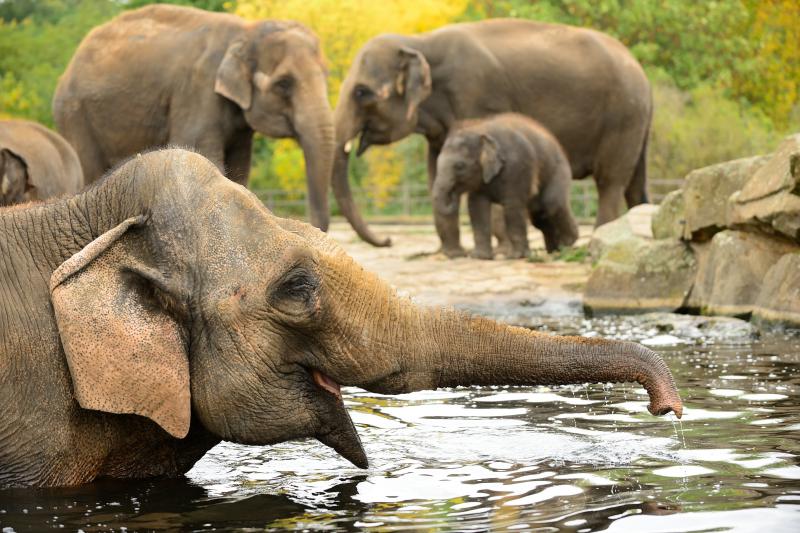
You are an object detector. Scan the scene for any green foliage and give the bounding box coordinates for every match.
[649,81,781,184]
[0,0,120,125]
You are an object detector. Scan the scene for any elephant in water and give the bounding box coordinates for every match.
[0,119,84,206]
[53,4,333,229]
[0,149,682,488]
[333,19,651,252]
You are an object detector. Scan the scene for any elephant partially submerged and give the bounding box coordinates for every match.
[334,19,652,252]
[0,119,84,206]
[0,149,682,488]
[53,4,334,229]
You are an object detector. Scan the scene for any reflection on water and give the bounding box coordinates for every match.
[1,316,799,532]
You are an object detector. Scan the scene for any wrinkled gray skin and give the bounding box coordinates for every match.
[0,119,83,206]
[53,4,333,229]
[434,114,579,259]
[0,149,682,488]
[334,19,651,253]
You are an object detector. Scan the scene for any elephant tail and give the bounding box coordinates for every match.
[625,110,651,207]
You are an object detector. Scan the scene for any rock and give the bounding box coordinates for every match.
[753,253,800,327]
[691,230,798,317]
[584,238,696,313]
[637,312,758,344]
[652,189,685,240]
[588,204,657,260]
[728,134,800,243]
[682,155,770,241]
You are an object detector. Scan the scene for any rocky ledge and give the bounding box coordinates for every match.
[585,134,800,328]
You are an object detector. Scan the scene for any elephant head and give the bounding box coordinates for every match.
[50,150,682,469]
[0,148,34,206]
[215,22,334,230]
[332,37,432,246]
[433,131,503,216]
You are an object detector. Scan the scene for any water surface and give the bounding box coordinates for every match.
[1,315,799,532]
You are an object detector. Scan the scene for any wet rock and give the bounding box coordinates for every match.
[728,134,800,243]
[651,189,685,240]
[682,155,770,242]
[584,237,696,314]
[588,204,657,261]
[637,312,758,344]
[753,253,800,327]
[691,230,798,317]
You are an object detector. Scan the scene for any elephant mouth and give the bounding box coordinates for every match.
[312,369,342,399]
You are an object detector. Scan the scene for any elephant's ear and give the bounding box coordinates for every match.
[397,47,431,121]
[0,148,31,199]
[480,135,504,184]
[49,216,191,439]
[215,40,253,110]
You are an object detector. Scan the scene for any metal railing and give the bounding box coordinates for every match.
[252,177,686,224]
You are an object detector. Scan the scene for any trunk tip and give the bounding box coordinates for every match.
[648,397,683,419]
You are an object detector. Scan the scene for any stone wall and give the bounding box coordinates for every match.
[584,134,800,328]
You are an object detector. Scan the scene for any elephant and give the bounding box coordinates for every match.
[433,113,579,258]
[53,4,333,229]
[0,119,84,206]
[0,148,682,488]
[333,19,651,253]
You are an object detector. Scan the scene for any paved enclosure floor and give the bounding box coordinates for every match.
[327,220,594,322]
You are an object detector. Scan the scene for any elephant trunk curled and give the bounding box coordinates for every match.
[315,251,683,423]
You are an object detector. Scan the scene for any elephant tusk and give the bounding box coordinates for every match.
[312,369,342,399]
[344,140,353,154]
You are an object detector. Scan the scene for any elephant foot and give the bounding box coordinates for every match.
[441,246,467,259]
[506,249,530,260]
[470,249,494,260]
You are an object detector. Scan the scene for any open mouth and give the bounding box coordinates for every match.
[312,369,342,399]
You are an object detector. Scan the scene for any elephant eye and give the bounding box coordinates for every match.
[272,266,319,317]
[454,161,466,171]
[354,85,373,102]
[273,76,294,96]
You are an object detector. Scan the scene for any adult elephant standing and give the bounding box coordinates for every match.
[53,4,334,230]
[333,19,652,253]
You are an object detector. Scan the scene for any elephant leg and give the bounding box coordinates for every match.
[503,204,530,259]
[224,130,253,187]
[491,204,512,257]
[532,178,579,253]
[468,193,493,260]
[428,143,464,257]
[59,114,108,185]
[593,130,642,226]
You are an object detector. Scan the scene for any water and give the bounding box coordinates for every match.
[1,316,799,532]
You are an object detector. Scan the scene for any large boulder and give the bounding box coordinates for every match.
[691,230,798,317]
[728,134,800,243]
[651,189,685,240]
[753,253,800,327]
[584,238,696,314]
[682,155,770,241]
[588,204,657,261]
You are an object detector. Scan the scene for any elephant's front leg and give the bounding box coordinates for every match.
[503,203,531,259]
[468,193,493,260]
[224,130,254,186]
[429,144,465,258]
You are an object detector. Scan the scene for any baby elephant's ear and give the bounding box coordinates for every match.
[50,216,191,439]
[480,135,504,184]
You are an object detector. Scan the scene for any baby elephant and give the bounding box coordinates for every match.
[433,113,579,259]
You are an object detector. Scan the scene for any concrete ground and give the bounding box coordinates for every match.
[327,219,594,324]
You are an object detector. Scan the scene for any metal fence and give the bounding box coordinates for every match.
[253,177,685,224]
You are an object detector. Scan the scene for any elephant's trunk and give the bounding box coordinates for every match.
[432,176,459,216]
[331,92,390,247]
[295,89,335,231]
[319,258,682,419]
